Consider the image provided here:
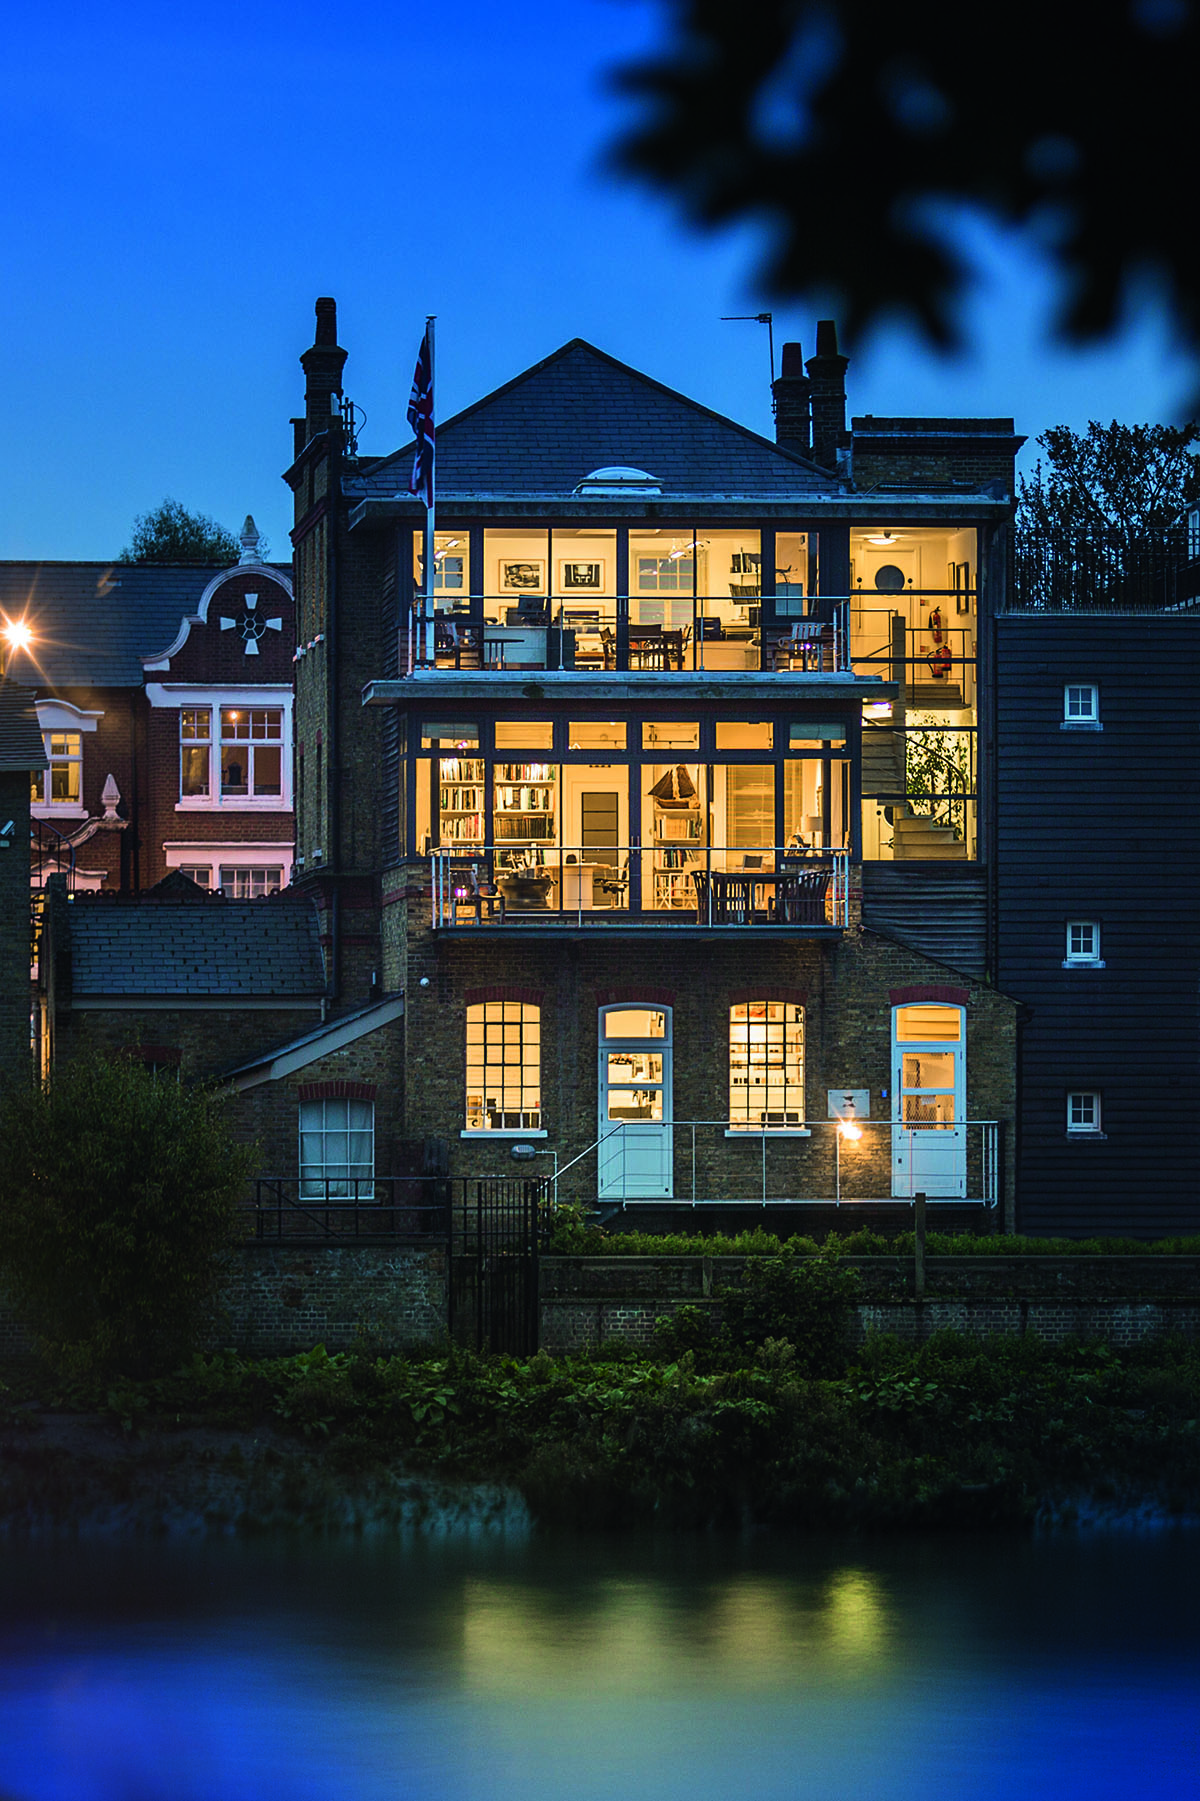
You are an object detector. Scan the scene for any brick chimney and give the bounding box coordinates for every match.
[772,342,811,457]
[806,319,848,472]
[299,297,348,449]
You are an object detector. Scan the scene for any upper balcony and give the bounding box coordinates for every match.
[399,595,851,678]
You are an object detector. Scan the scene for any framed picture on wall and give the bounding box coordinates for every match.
[559,559,603,591]
[955,561,972,613]
[499,560,545,592]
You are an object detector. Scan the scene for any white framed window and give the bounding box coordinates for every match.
[219,864,284,898]
[728,1001,805,1130]
[1062,683,1100,727]
[163,841,294,890]
[31,730,82,808]
[148,683,292,811]
[1067,1091,1102,1135]
[1064,921,1103,966]
[299,1098,374,1198]
[465,1000,542,1132]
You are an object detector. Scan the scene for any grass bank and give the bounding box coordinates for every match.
[4,1327,1199,1535]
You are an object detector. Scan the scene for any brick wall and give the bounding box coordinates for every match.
[540,1255,1200,1353]
[0,772,31,1091]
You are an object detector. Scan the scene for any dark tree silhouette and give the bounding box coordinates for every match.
[121,498,240,565]
[612,2,1199,353]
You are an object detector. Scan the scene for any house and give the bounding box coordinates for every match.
[0,519,296,897]
[0,677,47,1087]
[285,299,1022,1229]
[995,514,1200,1236]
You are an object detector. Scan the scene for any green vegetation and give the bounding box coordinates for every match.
[5,1329,1198,1533]
[0,1054,256,1378]
[544,1211,1200,1259]
[120,497,241,564]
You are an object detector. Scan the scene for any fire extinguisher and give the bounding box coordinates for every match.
[928,606,943,642]
[928,643,952,679]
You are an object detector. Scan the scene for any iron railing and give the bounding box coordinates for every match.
[430,845,850,930]
[1009,524,1195,614]
[244,1176,449,1240]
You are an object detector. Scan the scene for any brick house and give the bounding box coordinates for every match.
[1,518,296,897]
[285,300,1022,1229]
[0,679,46,1089]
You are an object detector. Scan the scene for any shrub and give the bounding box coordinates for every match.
[0,1054,256,1377]
[720,1253,860,1377]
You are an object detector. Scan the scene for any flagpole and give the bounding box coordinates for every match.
[423,315,436,667]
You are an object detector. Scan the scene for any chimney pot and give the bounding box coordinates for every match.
[315,297,338,346]
[772,340,812,457]
[806,320,849,472]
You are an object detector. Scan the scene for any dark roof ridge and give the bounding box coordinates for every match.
[364,337,841,485]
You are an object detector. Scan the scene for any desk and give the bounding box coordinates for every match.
[483,625,547,669]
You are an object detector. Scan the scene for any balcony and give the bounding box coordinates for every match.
[430,845,850,932]
[395,596,851,677]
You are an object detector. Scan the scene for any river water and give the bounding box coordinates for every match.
[1,1530,1197,1800]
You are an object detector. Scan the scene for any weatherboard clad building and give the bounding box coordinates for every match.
[285,297,1021,1227]
[995,525,1200,1238]
[0,519,296,897]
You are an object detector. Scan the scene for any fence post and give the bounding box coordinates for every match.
[914,1190,926,1298]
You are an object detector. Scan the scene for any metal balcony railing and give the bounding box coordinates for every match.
[430,845,850,930]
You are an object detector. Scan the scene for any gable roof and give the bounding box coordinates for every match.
[64,893,326,999]
[0,561,292,688]
[348,339,842,506]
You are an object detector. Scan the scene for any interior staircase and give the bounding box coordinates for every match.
[889,809,969,860]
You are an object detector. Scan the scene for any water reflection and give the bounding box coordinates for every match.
[0,1534,1198,1800]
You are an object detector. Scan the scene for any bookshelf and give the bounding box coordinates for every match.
[438,756,484,849]
[494,762,557,871]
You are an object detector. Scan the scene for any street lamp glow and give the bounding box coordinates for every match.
[2,619,33,655]
[837,1118,863,1142]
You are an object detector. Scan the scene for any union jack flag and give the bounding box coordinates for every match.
[407,326,435,508]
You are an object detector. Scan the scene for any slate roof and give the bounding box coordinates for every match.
[0,561,291,688]
[0,679,48,772]
[66,894,326,998]
[348,339,841,506]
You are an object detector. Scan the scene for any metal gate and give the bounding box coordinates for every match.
[449,1177,544,1355]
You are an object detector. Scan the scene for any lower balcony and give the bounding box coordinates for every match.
[430,847,850,931]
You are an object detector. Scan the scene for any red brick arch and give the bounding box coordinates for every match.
[889,985,969,1008]
[297,1080,377,1102]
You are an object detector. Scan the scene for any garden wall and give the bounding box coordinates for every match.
[540,1256,1200,1354]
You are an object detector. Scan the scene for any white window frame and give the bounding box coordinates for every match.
[1064,920,1104,967]
[1062,683,1100,728]
[31,700,102,819]
[462,1000,544,1136]
[163,841,294,889]
[727,1000,808,1134]
[299,1097,375,1199]
[1066,1090,1103,1136]
[146,683,293,812]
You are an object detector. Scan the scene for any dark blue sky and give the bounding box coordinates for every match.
[2,0,1192,560]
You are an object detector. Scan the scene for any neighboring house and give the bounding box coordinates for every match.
[994,520,1200,1236]
[285,299,1022,1228]
[0,519,296,895]
[0,678,47,1087]
[37,870,405,1194]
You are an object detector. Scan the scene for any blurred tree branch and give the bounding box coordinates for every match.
[611,0,1198,353]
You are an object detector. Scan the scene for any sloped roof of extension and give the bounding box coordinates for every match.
[0,680,48,771]
[0,561,292,688]
[347,339,842,506]
[64,891,326,999]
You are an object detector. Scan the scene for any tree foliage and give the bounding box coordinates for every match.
[0,1054,256,1376]
[611,2,1200,353]
[121,497,240,565]
[1016,421,1200,555]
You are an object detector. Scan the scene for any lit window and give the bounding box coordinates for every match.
[638,555,693,591]
[219,708,282,797]
[179,864,213,888]
[179,707,285,800]
[1067,1091,1102,1135]
[1065,921,1102,965]
[465,1001,541,1131]
[180,708,212,796]
[729,1001,804,1130]
[32,731,82,806]
[1063,683,1099,725]
[219,865,284,898]
[299,1098,374,1198]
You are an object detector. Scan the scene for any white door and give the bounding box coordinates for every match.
[892,1004,966,1198]
[598,1005,672,1198]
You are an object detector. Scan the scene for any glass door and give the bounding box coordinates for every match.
[598,1006,672,1198]
[892,1004,966,1198]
